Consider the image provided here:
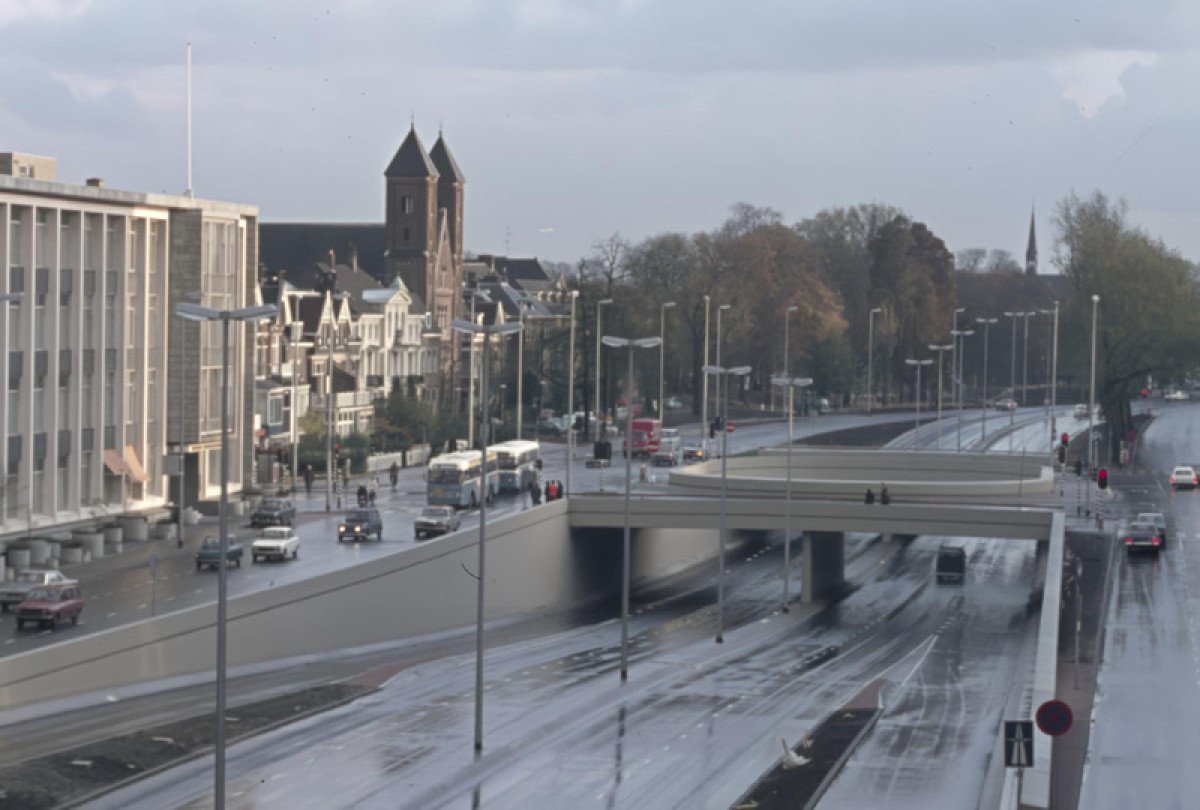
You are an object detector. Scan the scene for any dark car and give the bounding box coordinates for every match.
[250,498,296,528]
[14,584,84,631]
[415,505,461,540]
[936,545,966,583]
[338,508,383,543]
[1124,521,1162,553]
[195,535,244,570]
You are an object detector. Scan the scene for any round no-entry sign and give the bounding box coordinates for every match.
[1035,700,1073,736]
[645,441,660,453]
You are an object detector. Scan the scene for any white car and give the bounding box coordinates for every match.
[1169,466,1198,489]
[251,526,300,562]
[1073,403,1090,419]
[1165,390,1189,401]
[0,569,76,612]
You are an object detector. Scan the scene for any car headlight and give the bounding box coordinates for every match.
[355,525,362,532]
[339,526,346,533]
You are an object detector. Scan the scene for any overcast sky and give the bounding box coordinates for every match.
[3,0,1199,267]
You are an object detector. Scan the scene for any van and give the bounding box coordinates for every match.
[935,545,966,583]
[1073,403,1089,419]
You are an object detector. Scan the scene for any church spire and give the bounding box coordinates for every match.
[1025,206,1038,276]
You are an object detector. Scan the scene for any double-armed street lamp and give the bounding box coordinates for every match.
[1089,294,1100,469]
[594,298,613,442]
[771,374,812,611]
[928,343,954,449]
[465,288,493,450]
[451,318,523,753]
[1003,311,1028,426]
[905,358,933,437]
[867,306,882,413]
[949,328,974,452]
[704,363,752,643]
[1021,311,1036,406]
[952,307,966,409]
[1040,303,1060,435]
[517,301,534,440]
[782,305,799,414]
[976,317,998,440]
[603,335,661,681]
[566,290,579,496]
[659,301,675,419]
[175,302,278,810]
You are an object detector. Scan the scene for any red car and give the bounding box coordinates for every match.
[14,584,84,631]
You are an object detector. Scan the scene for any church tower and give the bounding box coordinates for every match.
[384,124,439,302]
[1025,207,1038,276]
[429,132,465,270]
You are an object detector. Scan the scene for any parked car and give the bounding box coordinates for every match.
[0,569,76,612]
[1124,521,1162,553]
[195,535,244,570]
[415,505,461,539]
[1165,390,1189,401]
[1135,512,1168,546]
[252,526,300,562]
[338,508,383,543]
[14,583,84,630]
[995,398,1018,411]
[1170,465,1198,489]
[250,498,295,527]
[683,444,706,464]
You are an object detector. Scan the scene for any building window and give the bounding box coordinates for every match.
[402,195,413,214]
[403,227,410,242]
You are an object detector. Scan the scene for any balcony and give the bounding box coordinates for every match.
[310,390,375,412]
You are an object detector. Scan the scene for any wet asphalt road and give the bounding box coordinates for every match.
[69,410,1063,810]
[1077,401,1200,810]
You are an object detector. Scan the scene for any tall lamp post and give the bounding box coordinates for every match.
[783,305,799,414]
[288,321,302,493]
[867,306,882,413]
[323,292,348,512]
[701,295,710,458]
[451,318,522,752]
[1003,311,1026,426]
[1041,302,1060,441]
[517,301,532,440]
[949,328,973,452]
[175,302,277,810]
[952,307,965,409]
[1089,295,1100,469]
[975,317,998,441]
[928,343,954,449]
[771,374,812,611]
[905,358,933,437]
[175,290,202,547]
[658,301,675,419]
[1021,311,1036,406]
[602,335,661,681]
[566,290,579,496]
[593,298,612,442]
[465,288,492,450]
[703,363,752,643]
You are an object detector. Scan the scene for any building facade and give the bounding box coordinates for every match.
[0,155,258,535]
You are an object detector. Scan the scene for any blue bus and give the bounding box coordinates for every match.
[426,450,498,508]
[491,440,541,494]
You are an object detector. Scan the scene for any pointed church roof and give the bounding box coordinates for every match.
[385,125,439,178]
[429,133,465,184]
[1026,208,1037,262]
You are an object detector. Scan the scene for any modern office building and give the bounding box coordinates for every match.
[0,153,259,536]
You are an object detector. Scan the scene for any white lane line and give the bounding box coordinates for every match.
[106,612,117,618]
[137,603,148,610]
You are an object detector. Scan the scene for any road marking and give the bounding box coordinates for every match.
[137,604,148,610]
[4,639,14,644]
[107,612,117,618]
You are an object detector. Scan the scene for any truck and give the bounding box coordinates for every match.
[935,545,966,583]
[651,427,683,466]
[621,418,662,459]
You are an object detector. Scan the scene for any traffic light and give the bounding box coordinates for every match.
[1057,446,1066,464]
[1060,433,1069,448]
[1097,468,1108,490]
[1141,388,1149,398]
[1075,459,1083,477]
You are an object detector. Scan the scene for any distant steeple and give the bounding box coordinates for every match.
[1025,207,1038,276]
[384,124,438,178]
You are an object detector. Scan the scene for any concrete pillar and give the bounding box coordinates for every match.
[801,530,845,603]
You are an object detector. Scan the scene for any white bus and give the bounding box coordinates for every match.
[490,440,541,494]
[427,450,499,508]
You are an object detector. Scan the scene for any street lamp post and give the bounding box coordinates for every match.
[952,307,965,409]
[175,290,202,547]
[603,335,661,681]
[594,298,612,443]
[703,363,752,643]
[905,358,933,437]
[867,307,882,413]
[1089,295,1100,469]
[323,292,348,512]
[949,328,973,452]
[1041,302,1060,442]
[566,290,579,497]
[771,374,812,611]
[928,343,953,449]
[176,302,277,810]
[701,296,710,458]
[1021,311,1035,406]
[1004,311,1025,426]
[451,318,523,752]
[517,302,531,440]
[465,289,492,450]
[658,301,675,420]
[783,305,798,415]
[976,317,998,441]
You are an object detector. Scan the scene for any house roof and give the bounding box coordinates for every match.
[429,134,465,184]
[385,126,439,178]
[260,223,387,284]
